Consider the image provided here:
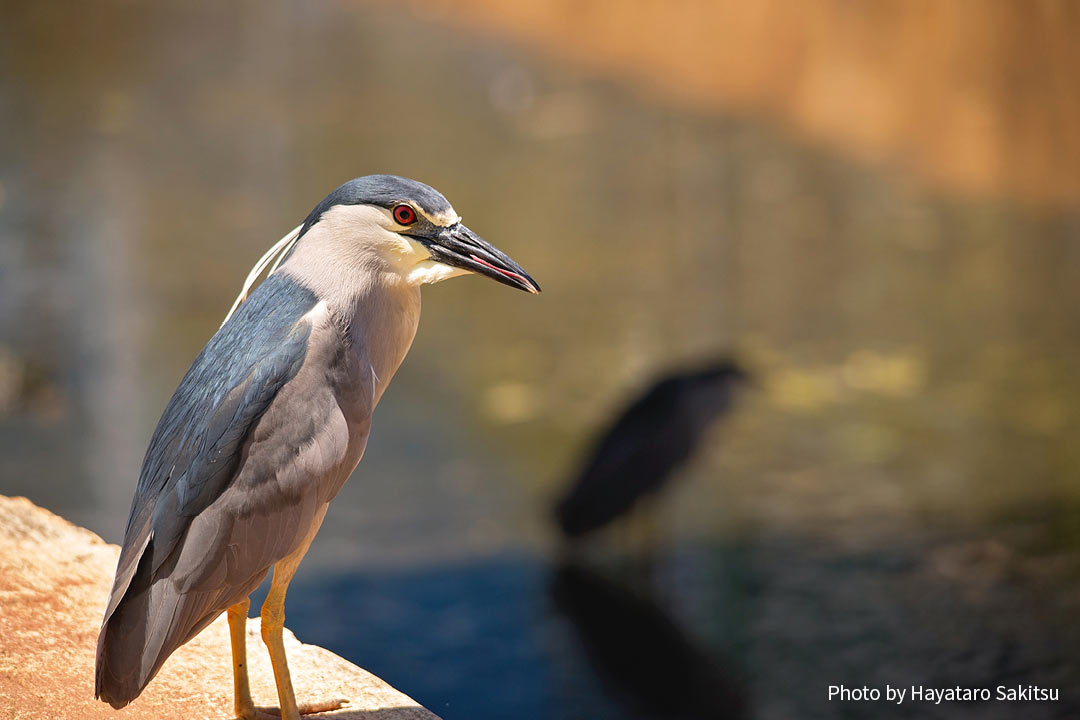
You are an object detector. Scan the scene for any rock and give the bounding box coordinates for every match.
[0,496,440,720]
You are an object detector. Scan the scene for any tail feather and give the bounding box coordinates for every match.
[94,547,231,708]
[96,546,155,709]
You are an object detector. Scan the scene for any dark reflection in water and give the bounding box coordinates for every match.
[2,1,1080,718]
[276,510,1080,720]
[549,561,748,720]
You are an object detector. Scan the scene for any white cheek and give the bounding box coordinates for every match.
[407,260,472,285]
[401,236,434,263]
[386,234,473,285]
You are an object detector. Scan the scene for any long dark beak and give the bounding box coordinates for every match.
[423,223,541,294]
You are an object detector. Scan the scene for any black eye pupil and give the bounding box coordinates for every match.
[395,206,414,224]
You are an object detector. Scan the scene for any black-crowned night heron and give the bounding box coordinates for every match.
[554,360,747,538]
[94,175,539,718]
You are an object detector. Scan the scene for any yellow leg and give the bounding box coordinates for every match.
[258,507,346,718]
[261,562,301,720]
[228,598,256,720]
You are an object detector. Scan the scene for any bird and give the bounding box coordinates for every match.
[94,175,540,719]
[554,359,747,539]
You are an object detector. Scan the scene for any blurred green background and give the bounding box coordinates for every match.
[1,1,1078,718]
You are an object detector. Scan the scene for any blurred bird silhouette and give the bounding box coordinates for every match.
[551,561,747,720]
[554,359,749,539]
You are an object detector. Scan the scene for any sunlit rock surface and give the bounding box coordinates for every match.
[0,495,439,720]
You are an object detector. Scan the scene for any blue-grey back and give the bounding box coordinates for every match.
[117,273,318,575]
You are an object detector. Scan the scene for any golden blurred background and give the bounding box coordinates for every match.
[404,0,1080,205]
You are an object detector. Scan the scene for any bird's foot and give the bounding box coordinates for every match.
[249,698,350,718]
[297,699,350,716]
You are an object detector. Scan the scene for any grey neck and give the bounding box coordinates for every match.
[279,218,423,407]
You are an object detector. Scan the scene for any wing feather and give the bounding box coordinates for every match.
[95,273,329,708]
[103,273,318,620]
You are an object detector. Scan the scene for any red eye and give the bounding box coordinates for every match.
[393,204,417,225]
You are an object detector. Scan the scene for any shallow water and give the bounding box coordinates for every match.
[1,1,1079,718]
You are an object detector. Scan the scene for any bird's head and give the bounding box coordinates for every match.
[220,175,539,326]
[298,175,540,293]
